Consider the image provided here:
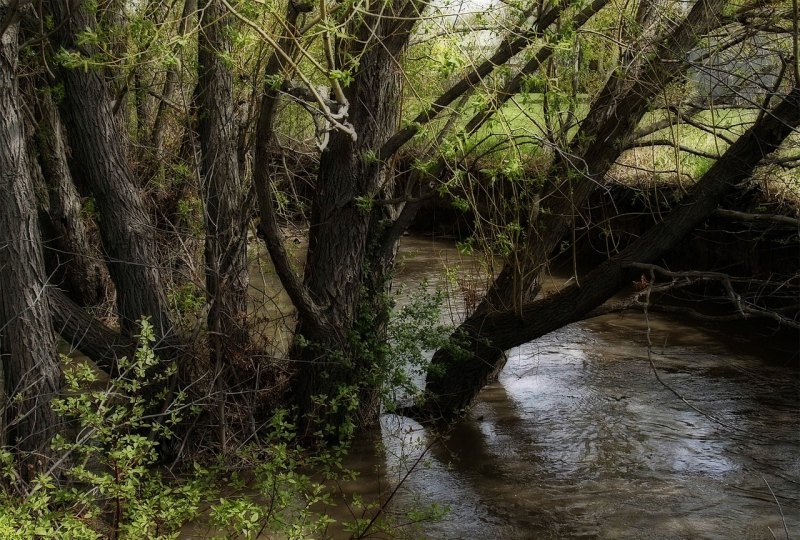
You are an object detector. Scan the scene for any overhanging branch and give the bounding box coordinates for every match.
[418,84,800,417]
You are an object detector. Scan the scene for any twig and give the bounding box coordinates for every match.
[640,268,748,434]
[763,475,791,540]
[354,435,439,539]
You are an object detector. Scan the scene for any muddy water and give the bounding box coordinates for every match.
[339,236,800,539]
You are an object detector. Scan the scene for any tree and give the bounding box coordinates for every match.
[412,0,800,417]
[46,0,175,342]
[247,0,646,437]
[197,0,250,418]
[0,0,795,475]
[419,83,800,416]
[413,0,730,413]
[0,4,62,477]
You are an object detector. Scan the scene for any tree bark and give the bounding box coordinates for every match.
[0,12,61,478]
[34,91,110,308]
[276,0,423,438]
[292,47,403,437]
[253,1,323,333]
[47,0,174,341]
[198,0,249,365]
[418,85,800,417]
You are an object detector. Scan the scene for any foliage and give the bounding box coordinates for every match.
[0,320,426,539]
[0,319,201,539]
[383,284,454,408]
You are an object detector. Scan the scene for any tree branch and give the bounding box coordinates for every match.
[49,287,130,372]
[250,1,336,339]
[627,139,723,159]
[377,0,570,161]
[714,208,800,227]
[418,84,800,417]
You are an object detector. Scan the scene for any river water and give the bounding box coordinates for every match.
[335,236,800,539]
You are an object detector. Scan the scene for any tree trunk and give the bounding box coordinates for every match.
[197,0,249,366]
[34,91,110,308]
[286,2,421,438]
[0,14,62,478]
[292,55,402,437]
[418,85,800,417]
[47,0,174,341]
[420,0,726,397]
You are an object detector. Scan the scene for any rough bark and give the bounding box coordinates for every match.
[49,288,130,373]
[47,0,174,340]
[418,85,800,417]
[0,12,61,477]
[292,44,403,436]
[263,0,424,437]
[198,0,249,364]
[34,91,110,307]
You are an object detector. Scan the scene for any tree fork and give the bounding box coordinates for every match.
[33,90,111,308]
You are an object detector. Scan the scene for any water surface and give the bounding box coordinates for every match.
[341,236,799,539]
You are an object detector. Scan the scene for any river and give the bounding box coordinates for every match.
[333,235,799,539]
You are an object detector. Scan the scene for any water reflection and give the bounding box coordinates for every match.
[345,236,800,539]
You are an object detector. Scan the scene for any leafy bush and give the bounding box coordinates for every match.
[0,318,437,539]
[0,319,203,539]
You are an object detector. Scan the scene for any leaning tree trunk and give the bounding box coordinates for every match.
[418,85,800,418]
[34,91,110,308]
[421,0,726,397]
[47,0,173,341]
[0,13,62,478]
[197,0,249,367]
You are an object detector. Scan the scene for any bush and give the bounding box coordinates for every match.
[0,318,435,539]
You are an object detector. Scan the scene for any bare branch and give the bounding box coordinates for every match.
[714,208,800,227]
[378,0,572,161]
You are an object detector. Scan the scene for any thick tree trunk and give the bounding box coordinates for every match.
[248,0,423,437]
[418,85,800,417]
[292,47,403,437]
[47,0,173,340]
[197,0,249,365]
[284,2,422,438]
[34,91,110,307]
[0,15,61,477]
